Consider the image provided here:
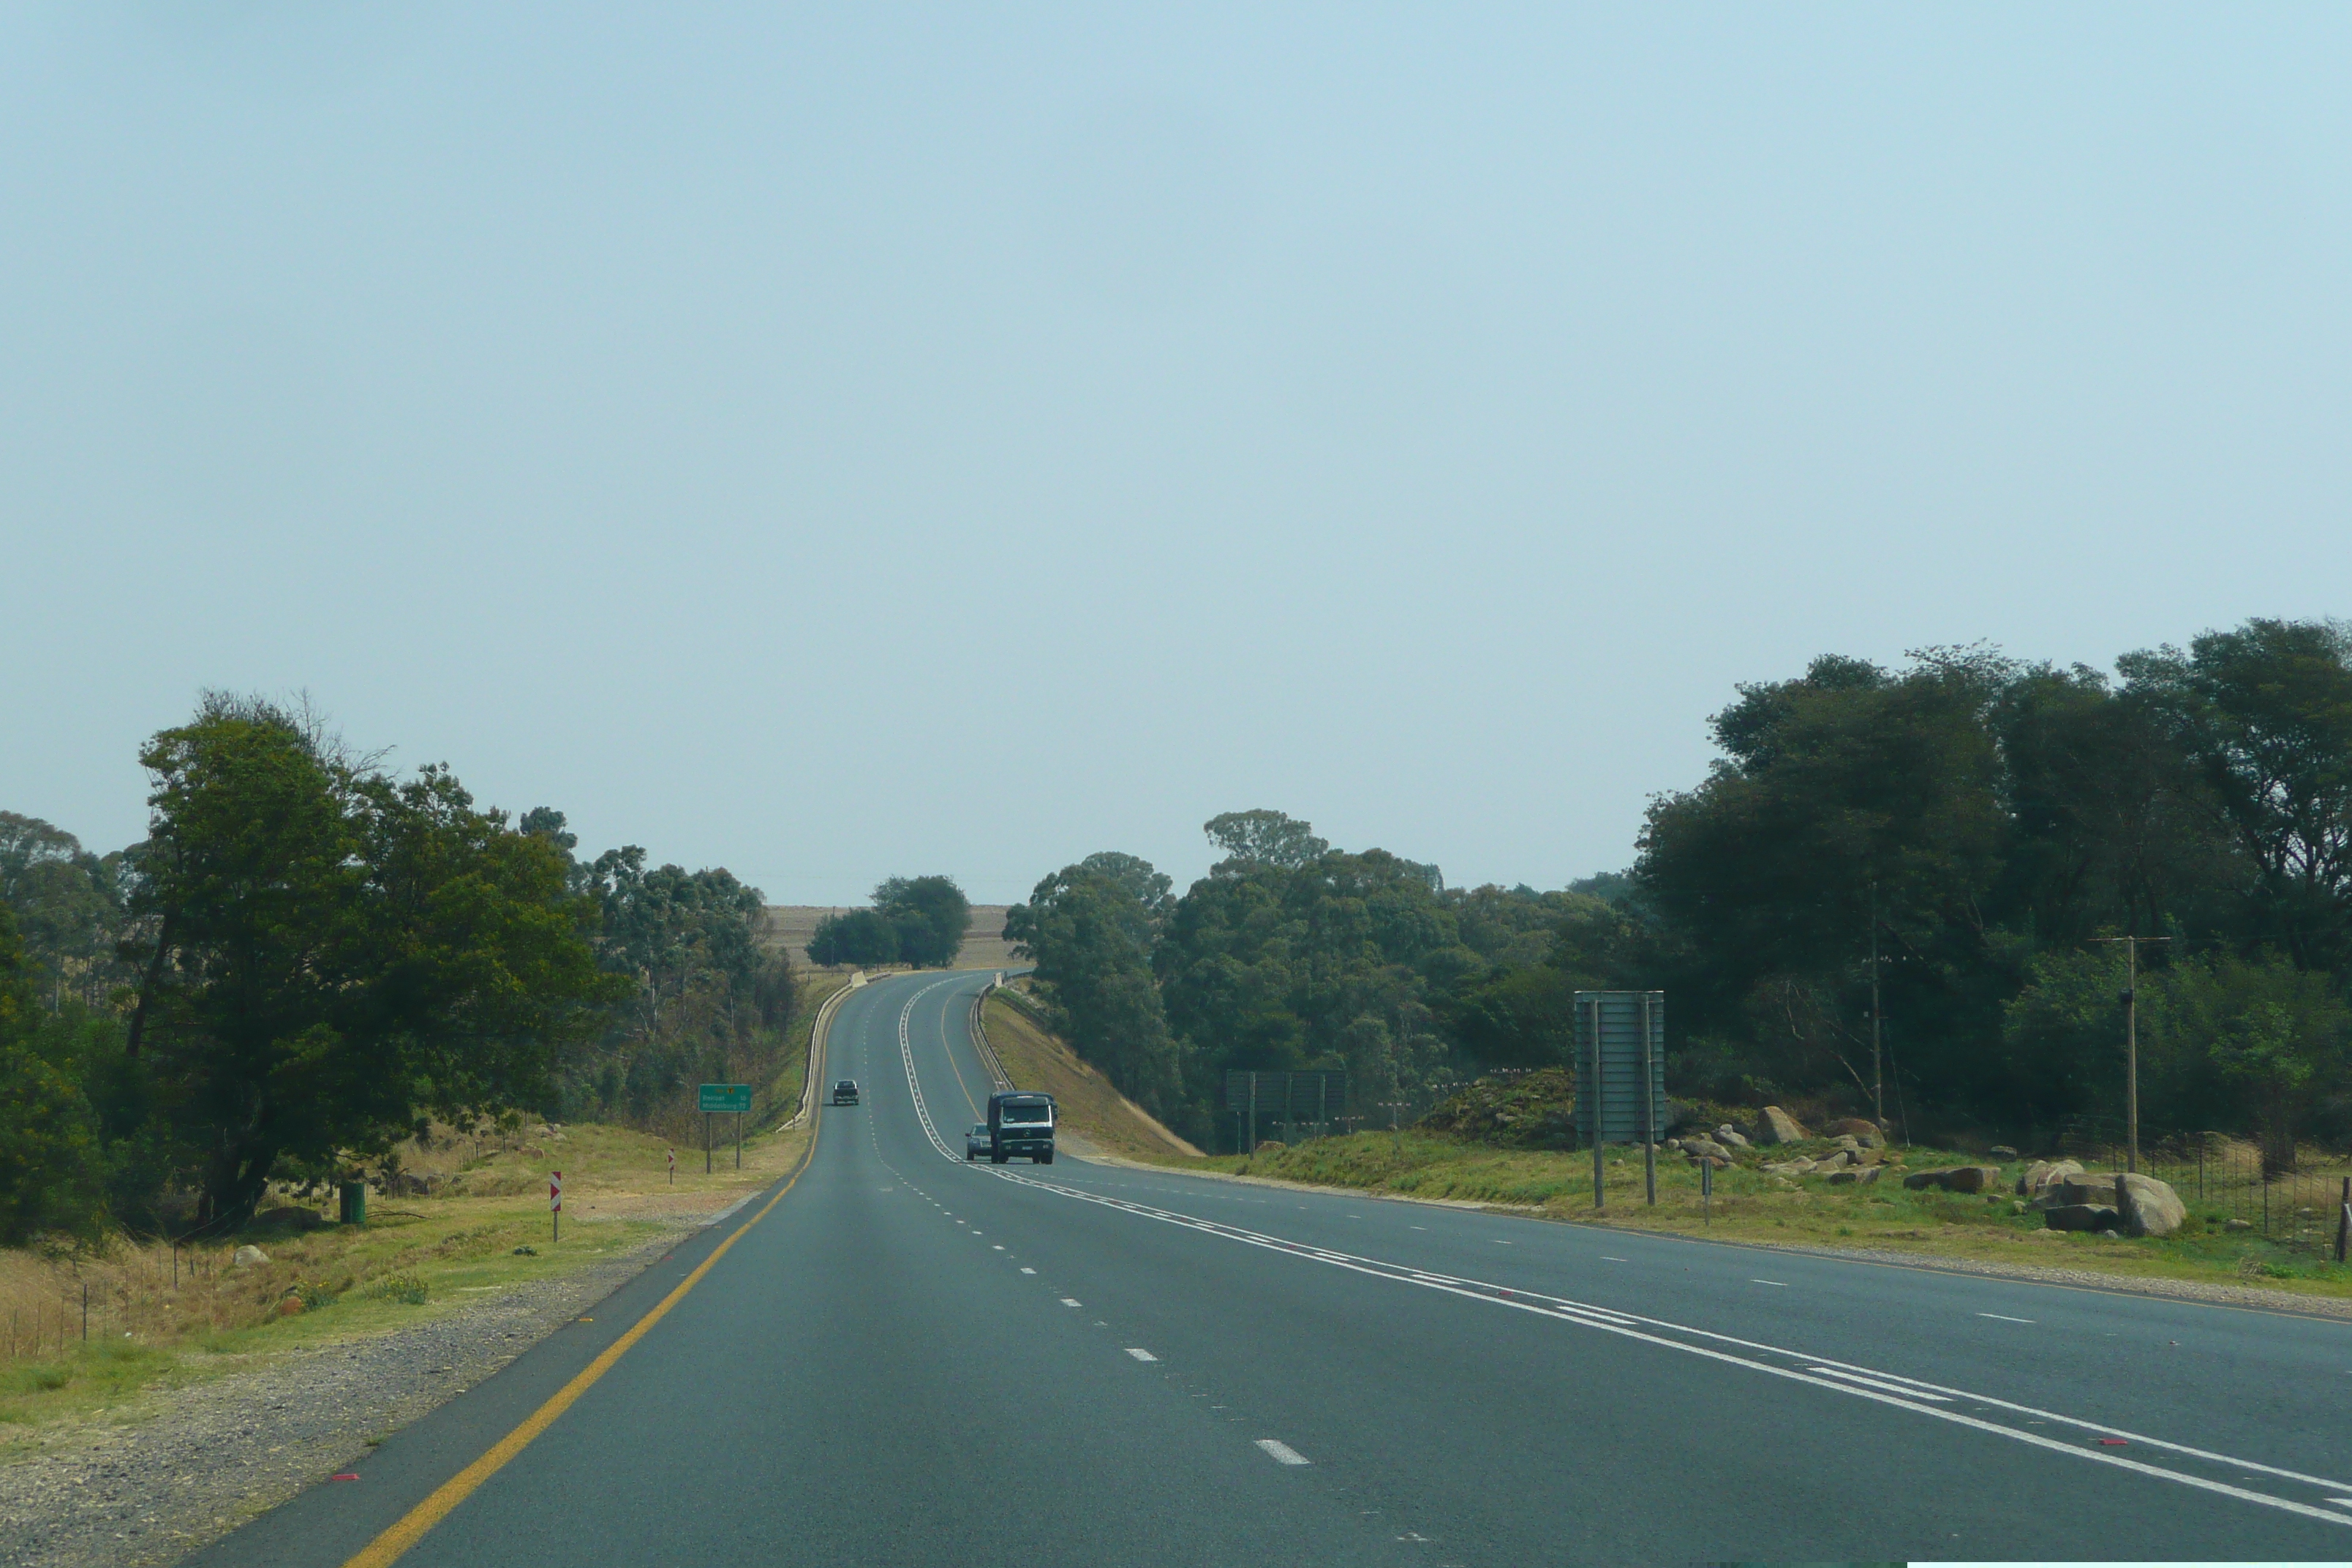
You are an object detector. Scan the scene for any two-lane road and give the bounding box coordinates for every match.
[206,970,2352,1566]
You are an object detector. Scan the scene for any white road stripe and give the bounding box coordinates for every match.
[1021,1267,1036,1274]
[1125,1348,1158,1362]
[1255,1439,1311,1466]
[1978,1313,2035,1323]
[1810,1367,1951,1402]
[1752,1279,1787,1286]
[1060,1298,1081,1306]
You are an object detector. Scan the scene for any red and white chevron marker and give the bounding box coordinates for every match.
[550,1170,563,1242]
[666,1148,675,1186]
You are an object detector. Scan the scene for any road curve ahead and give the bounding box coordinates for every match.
[201,970,2352,1567]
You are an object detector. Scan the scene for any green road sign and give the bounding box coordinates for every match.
[698,1082,753,1114]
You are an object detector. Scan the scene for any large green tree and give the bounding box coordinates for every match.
[875,875,971,968]
[1006,853,1180,1114]
[127,697,622,1224]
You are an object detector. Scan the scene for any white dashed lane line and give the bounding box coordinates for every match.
[1125,1348,1158,1362]
[1020,1267,1036,1275]
[1060,1298,1082,1307]
[1752,1279,1788,1287]
[1255,1439,1311,1466]
[1978,1313,2035,1324]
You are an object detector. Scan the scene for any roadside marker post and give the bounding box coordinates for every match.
[1701,1157,1713,1226]
[550,1171,562,1243]
[666,1148,674,1186]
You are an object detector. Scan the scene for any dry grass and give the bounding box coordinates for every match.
[0,1115,815,1438]
[979,993,1202,1158]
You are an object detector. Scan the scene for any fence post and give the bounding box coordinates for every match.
[2337,1177,2348,1267]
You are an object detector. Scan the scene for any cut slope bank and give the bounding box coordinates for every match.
[980,993,1202,1158]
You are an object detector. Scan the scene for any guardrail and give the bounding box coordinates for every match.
[969,972,1014,1092]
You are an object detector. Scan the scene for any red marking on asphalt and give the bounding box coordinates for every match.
[2097,1439,2128,1447]
[333,1473,361,1481]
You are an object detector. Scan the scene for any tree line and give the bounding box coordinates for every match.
[0,696,795,1245]
[1007,619,2352,1164]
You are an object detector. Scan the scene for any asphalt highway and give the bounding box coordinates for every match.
[200,969,2352,1566]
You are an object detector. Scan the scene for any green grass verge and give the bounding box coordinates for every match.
[1142,1132,2352,1302]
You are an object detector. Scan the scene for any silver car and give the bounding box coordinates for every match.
[965,1123,992,1161]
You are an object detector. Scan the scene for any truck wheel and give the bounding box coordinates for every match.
[1039,1150,1053,1165]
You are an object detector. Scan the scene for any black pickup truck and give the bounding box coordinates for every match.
[831,1079,859,1106]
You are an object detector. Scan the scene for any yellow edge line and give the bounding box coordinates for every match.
[342,1118,821,1568]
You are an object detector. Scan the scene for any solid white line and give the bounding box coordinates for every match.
[1978,1313,2036,1323]
[1752,1278,1787,1286]
[1125,1348,1158,1362]
[1809,1367,1952,1401]
[1255,1439,1311,1466]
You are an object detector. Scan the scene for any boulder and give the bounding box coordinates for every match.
[2044,1204,2120,1232]
[1254,1141,1285,1154]
[1752,1106,1807,1146]
[1715,1126,1752,1150]
[1685,1137,1733,1162]
[1815,1149,1853,1170]
[1828,1167,1884,1186]
[1763,1158,1814,1176]
[1821,1117,1885,1148]
[2115,1173,2187,1238]
[253,1205,325,1232]
[2225,1218,2253,1232]
[1903,1165,2001,1194]
[233,1244,270,1267]
[2016,1158,2084,1197]
[2046,1177,2121,1210]
[1989,1145,2019,1159]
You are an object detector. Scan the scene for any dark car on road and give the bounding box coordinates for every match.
[832,1079,859,1106]
[965,1123,992,1161]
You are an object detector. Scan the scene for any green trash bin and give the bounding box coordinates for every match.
[339,1178,367,1226]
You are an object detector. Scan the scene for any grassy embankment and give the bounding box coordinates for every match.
[980,991,1201,1158]
[1139,1131,2352,1303]
[0,972,851,1444]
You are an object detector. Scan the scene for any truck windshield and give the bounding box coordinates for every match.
[1000,1106,1050,1124]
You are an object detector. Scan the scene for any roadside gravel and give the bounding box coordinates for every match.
[0,1222,701,1568]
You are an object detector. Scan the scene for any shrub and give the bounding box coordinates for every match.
[364,1274,428,1305]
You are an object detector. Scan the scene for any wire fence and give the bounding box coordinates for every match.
[2052,1119,2352,1252]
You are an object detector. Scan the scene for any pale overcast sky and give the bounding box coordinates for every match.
[5,5,2349,904]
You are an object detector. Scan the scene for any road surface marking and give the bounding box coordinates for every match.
[2328,1499,2352,1509]
[1752,1278,1787,1286]
[1060,1298,1082,1306]
[1809,1367,1951,1401]
[1021,1267,1036,1274]
[889,976,2352,1531]
[339,1115,825,1568]
[1978,1313,2035,1323]
[992,1245,1005,1250]
[1125,1347,1158,1362]
[1255,1439,1311,1466]
[1601,1256,1628,1262]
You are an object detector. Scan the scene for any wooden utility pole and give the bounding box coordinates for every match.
[2093,935,2169,1175]
[1869,883,1883,1126]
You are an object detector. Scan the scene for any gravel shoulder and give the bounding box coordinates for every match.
[0,1215,712,1568]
